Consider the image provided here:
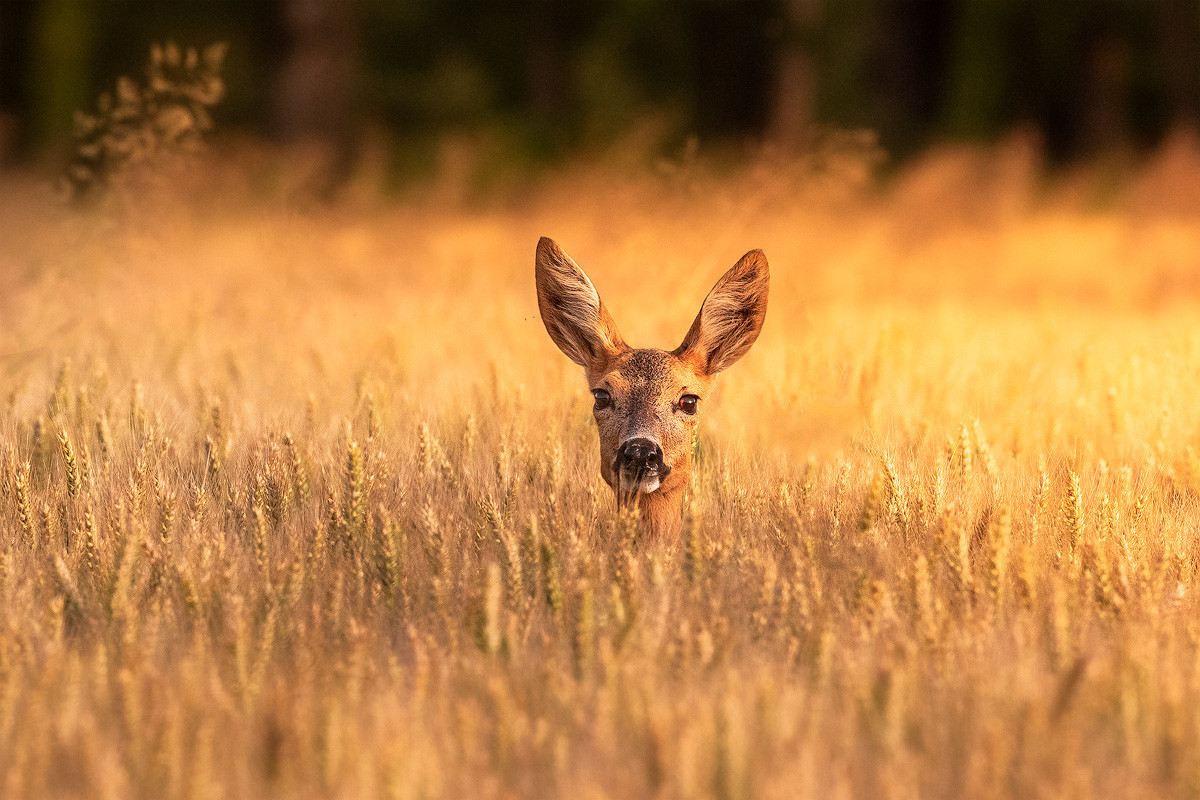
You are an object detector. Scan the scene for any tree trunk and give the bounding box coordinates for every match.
[526,0,570,118]
[30,0,94,147]
[768,0,820,152]
[272,0,360,197]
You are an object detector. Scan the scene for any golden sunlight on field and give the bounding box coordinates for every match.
[6,138,1200,798]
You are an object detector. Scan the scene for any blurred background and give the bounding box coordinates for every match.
[1,0,1199,186]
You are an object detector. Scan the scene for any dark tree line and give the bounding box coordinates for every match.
[1,0,1199,168]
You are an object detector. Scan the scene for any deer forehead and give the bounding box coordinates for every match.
[599,349,705,396]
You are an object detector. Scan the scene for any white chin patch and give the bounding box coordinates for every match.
[619,472,661,494]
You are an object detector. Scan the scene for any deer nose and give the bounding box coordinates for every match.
[614,437,668,475]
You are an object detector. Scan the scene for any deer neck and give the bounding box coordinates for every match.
[637,487,683,540]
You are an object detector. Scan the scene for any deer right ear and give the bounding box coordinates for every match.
[535,237,627,372]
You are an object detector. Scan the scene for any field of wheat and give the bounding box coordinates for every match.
[5,134,1200,799]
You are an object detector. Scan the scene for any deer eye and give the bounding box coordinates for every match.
[592,388,611,411]
[679,394,699,415]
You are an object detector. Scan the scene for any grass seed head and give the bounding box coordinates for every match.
[58,428,79,498]
[1063,469,1085,557]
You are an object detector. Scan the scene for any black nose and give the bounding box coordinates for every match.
[614,437,668,474]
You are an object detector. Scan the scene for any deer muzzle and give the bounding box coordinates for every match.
[614,437,671,494]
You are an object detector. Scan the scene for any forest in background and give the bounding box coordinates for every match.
[2,0,1200,181]
[10,5,1200,800]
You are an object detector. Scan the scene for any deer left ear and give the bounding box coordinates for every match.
[674,249,769,376]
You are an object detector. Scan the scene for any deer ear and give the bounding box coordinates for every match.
[535,237,627,372]
[674,249,769,375]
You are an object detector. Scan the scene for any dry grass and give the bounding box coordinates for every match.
[6,135,1200,798]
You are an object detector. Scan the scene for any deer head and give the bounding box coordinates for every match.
[535,237,769,539]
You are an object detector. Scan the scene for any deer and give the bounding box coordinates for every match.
[534,237,769,539]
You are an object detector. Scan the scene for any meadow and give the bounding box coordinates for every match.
[5,132,1200,798]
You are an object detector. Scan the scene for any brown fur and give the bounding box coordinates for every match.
[535,237,770,540]
[534,238,626,371]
